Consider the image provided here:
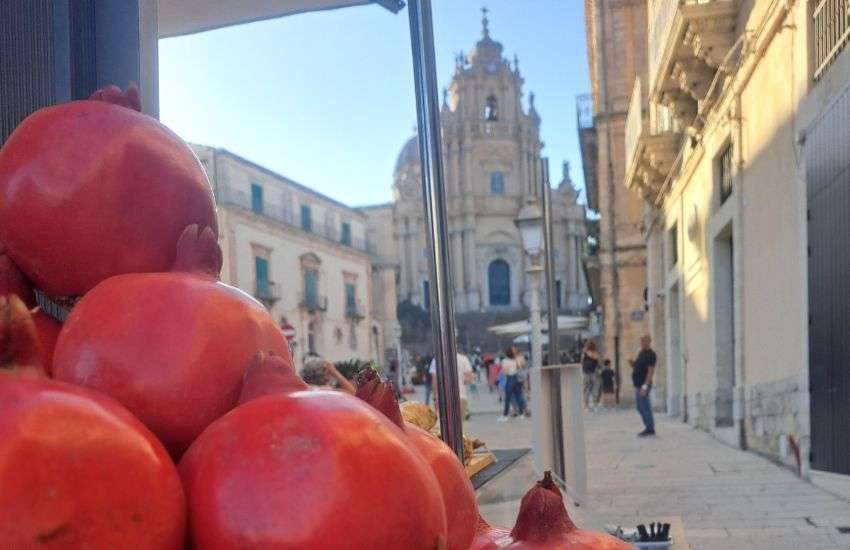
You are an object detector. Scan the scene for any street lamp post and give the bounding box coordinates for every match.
[515,197,544,369]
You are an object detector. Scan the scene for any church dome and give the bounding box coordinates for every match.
[395,134,419,173]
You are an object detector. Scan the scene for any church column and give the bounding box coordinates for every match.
[464,222,479,309]
[402,217,413,300]
[526,151,534,195]
[518,139,527,196]
[451,229,466,310]
[454,140,463,196]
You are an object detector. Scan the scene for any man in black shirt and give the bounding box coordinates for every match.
[630,335,657,436]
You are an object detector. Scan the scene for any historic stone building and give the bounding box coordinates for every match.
[614,0,850,488]
[191,145,400,370]
[579,0,650,404]
[364,12,591,351]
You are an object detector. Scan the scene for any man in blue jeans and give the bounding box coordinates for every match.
[630,335,657,437]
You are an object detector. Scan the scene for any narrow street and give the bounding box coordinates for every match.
[446,386,850,549]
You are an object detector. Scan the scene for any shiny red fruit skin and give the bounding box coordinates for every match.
[406,424,478,550]
[179,391,449,550]
[53,272,290,456]
[0,377,185,549]
[469,517,510,550]
[32,311,61,374]
[0,100,217,296]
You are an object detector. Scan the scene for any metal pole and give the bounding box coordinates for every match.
[407,0,464,459]
[539,157,566,479]
[529,265,543,372]
[540,158,559,363]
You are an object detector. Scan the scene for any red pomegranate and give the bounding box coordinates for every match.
[502,472,631,549]
[355,371,478,550]
[468,515,511,550]
[0,295,186,549]
[0,84,217,297]
[179,354,448,549]
[53,225,290,455]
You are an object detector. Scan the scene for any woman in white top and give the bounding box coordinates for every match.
[498,347,527,421]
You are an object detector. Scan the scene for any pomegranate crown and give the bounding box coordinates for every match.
[173,225,223,278]
[88,83,141,112]
[354,369,406,430]
[0,295,43,374]
[238,351,307,405]
[510,471,577,543]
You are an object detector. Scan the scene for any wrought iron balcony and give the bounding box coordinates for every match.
[624,78,683,204]
[298,292,328,312]
[648,0,739,129]
[255,280,281,307]
[345,300,366,320]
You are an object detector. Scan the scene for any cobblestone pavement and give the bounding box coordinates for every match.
[411,383,850,549]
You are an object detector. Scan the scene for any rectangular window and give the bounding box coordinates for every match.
[718,144,733,204]
[300,205,312,232]
[255,256,269,296]
[669,223,678,268]
[250,183,263,214]
[340,222,351,246]
[423,280,430,310]
[304,269,317,306]
[489,171,505,195]
[345,282,356,310]
[556,280,562,309]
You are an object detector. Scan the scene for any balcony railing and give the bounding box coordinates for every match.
[216,185,369,253]
[255,281,281,305]
[813,0,850,80]
[299,292,328,312]
[649,0,679,96]
[345,300,366,320]
[625,78,645,177]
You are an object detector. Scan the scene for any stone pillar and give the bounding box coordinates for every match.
[464,225,480,310]
[452,229,466,311]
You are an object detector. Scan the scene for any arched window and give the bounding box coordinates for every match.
[484,95,498,121]
[488,260,510,306]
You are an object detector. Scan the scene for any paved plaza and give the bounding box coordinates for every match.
[414,384,850,549]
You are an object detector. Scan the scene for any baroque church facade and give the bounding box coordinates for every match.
[364,13,590,348]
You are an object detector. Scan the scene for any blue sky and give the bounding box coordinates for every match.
[158,1,589,207]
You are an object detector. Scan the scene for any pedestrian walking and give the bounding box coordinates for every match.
[630,335,657,436]
[581,340,600,409]
[497,347,527,421]
[600,359,616,408]
[428,352,474,420]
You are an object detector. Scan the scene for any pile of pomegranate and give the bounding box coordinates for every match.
[0,86,630,549]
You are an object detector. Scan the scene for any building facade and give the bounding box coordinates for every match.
[621,0,850,484]
[365,13,591,351]
[580,0,651,404]
[192,145,400,370]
